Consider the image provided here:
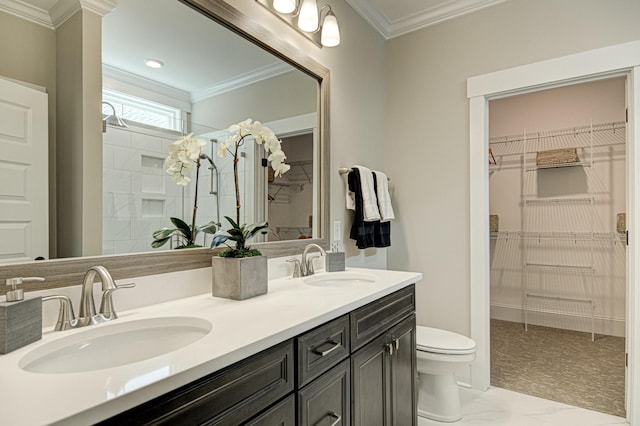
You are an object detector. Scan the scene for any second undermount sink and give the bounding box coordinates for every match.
[304,271,378,287]
[19,316,212,374]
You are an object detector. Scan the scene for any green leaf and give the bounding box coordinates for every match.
[199,221,218,235]
[151,236,172,248]
[211,233,229,248]
[247,222,272,240]
[224,216,240,230]
[170,217,192,240]
[152,228,175,239]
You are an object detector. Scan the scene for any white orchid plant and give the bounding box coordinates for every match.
[152,133,217,249]
[211,118,290,258]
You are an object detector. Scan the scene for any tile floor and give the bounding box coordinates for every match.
[417,386,629,426]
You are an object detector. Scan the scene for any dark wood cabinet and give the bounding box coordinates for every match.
[243,395,295,426]
[297,359,350,426]
[350,285,415,351]
[389,315,417,426]
[98,340,294,426]
[100,285,416,426]
[351,291,416,426]
[297,314,350,388]
[352,330,391,425]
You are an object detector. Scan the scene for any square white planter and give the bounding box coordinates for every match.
[211,255,268,300]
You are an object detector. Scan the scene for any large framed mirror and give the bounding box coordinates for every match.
[0,0,330,291]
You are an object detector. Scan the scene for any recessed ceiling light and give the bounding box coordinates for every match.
[145,59,164,69]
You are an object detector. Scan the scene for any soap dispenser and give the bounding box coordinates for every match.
[0,277,45,354]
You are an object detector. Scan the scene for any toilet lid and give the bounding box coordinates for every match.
[416,326,476,354]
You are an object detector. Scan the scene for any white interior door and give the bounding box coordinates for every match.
[0,77,48,263]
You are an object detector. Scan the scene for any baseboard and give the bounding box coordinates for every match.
[491,303,625,337]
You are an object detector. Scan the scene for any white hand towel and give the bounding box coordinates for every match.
[374,170,395,222]
[346,174,355,211]
[354,165,381,222]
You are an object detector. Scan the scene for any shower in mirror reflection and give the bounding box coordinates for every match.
[101,101,129,132]
[257,0,341,47]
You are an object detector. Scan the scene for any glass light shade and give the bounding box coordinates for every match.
[273,0,296,14]
[297,0,319,32]
[321,12,340,47]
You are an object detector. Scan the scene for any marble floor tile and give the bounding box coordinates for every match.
[417,387,628,426]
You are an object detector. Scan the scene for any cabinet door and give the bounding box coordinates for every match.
[351,331,391,426]
[99,341,294,426]
[352,314,416,426]
[298,359,351,426]
[389,315,416,426]
[244,395,295,426]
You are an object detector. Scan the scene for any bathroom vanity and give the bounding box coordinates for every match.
[0,268,420,425]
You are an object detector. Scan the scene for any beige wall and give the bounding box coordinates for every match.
[192,70,317,130]
[386,0,640,334]
[56,11,103,257]
[223,0,389,268]
[0,11,57,256]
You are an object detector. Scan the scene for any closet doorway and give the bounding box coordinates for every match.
[488,77,627,417]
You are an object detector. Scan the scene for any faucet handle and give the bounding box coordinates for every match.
[43,295,76,331]
[286,259,302,278]
[305,254,322,275]
[99,282,135,319]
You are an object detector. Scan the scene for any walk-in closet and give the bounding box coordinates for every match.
[488,77,627,417]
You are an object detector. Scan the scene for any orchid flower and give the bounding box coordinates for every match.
[165,133,206,186]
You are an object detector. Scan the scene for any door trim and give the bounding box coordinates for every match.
[467,40,640,423]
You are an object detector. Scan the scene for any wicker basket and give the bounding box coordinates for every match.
[617,213,626,234]
[490,215,499,233]
[536,148,579,166]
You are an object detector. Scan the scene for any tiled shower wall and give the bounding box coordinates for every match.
[102,125,253,254]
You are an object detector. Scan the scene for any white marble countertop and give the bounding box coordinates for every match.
[0,267,421,426]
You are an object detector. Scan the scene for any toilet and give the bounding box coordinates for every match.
[416,326,476,422]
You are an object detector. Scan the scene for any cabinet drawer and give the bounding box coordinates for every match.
[297,314,350,387]
[298,359,351,426]
[244,394,295,426]
[99,340,294,426]
[350,285,415,351]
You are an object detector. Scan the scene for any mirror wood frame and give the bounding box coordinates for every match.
[0,0,330,295]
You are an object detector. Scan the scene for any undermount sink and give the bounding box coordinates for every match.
[304,271,378,287]
[19,316,212,374]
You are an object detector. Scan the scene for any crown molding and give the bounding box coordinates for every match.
[191,62,294,103]
[0,0,117,29]
[102,64,191,105]
[0,0,54,29]
[50,0,116,28]
[346,0,509,39]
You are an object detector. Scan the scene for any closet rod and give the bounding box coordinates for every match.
[339,167,390,180]
[489,120,626,145]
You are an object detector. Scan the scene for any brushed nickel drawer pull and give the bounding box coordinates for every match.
[312,339,341,357]
[313,412,341,426]
[386,342,394,356]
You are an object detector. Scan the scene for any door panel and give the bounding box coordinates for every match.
[0,77,48,262]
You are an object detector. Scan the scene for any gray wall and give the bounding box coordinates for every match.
[385,0,640,334]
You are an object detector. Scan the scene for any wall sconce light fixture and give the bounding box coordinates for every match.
[255,0,340,47]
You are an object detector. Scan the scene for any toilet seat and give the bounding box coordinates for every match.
[416,326,476,355]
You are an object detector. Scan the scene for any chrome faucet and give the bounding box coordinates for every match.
[301,243,326,276]
[43,265,135,331]
[77,265,135,326]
